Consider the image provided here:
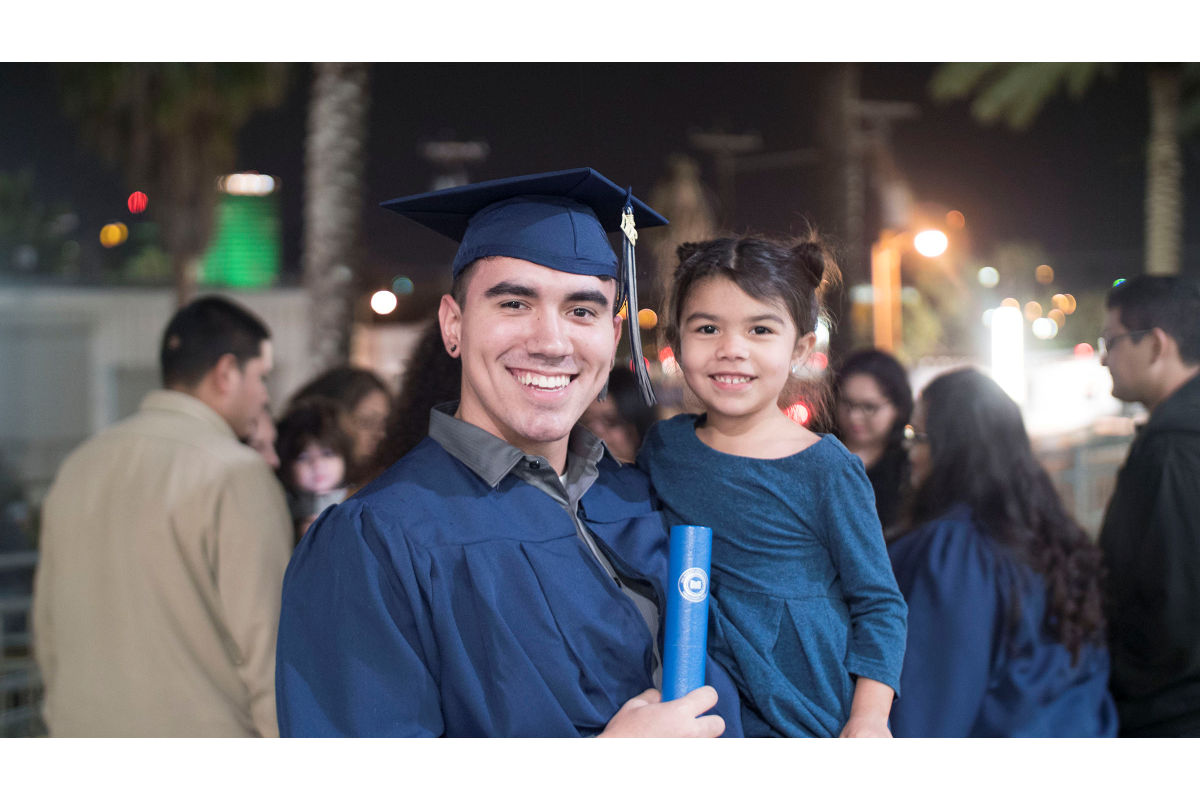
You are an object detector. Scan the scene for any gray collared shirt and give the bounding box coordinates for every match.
[428,403,661,685]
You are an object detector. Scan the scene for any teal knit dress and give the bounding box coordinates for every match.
[638,413,908,737]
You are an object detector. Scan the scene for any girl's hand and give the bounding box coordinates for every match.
[838,714,893,738]
[839,676,895,738]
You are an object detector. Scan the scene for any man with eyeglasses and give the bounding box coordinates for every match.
[1097,274,1200,737]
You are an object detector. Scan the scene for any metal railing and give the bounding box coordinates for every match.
[1034,431,1133,539]
[1,550,44,737]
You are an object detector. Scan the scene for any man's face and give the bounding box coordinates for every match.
[246,408,280,468]
[226,340,273,439]
[1100,308,1151,404]
[440,257,621,464]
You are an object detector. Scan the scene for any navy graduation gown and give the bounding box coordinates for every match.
[275,436,742,737]
[887,505,1117,737]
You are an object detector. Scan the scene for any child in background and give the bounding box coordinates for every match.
[276,398,352,540]
[638,234,908,737]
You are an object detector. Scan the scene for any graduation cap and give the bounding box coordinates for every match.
[382,167,666,405]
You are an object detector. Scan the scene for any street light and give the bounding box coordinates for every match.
[871,227,948,352]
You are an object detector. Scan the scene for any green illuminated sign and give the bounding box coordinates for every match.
[200,193,280,288]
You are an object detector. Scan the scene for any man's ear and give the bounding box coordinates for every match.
[1149,327,1176,365]
[211,353,242,395]
[438,294,463,358]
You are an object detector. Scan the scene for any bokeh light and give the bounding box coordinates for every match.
[815,319,831,349]
[370,289,398,315]
[783,401,811,427]
[1031,317,1059,339]
[127,191,148,214]
[218,172,276,196]
[1063,293,1077,314]
[658,345,679,375]
[1048,308,1066,327]
[977,266,999,288]
[945,210,966,229]
[637,308,658,329]
[1035,264,1054,284]
[809,351,829,371]
[1024,301,1043,321]
[913,229,949,257]
[99,222,128,248]
[658,346,679,375]
[1074,342,1095,359]
[391,275,414,295]
[1001,297,1020,309]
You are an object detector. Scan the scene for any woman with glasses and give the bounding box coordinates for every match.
[887,368,1117,736]
[286,365,393,491]
[832,349,913,531]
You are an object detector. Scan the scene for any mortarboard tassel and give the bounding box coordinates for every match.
[620,188,657,406]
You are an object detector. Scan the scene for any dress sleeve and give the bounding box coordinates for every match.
[887,520,998,737]
[214,459,294,737]
[819,458,908,695]
[275,500,444,737]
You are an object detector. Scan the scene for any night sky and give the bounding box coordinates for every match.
[4,62,1198,307]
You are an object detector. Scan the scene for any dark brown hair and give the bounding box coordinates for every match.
[665,233,841,427]
[275,397,353,493]
[899,368,1106,660]
[160,295,270,389]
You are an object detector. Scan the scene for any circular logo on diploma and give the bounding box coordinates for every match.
[678,568,709,602]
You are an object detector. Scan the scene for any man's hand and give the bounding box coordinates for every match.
[598,686,726,738]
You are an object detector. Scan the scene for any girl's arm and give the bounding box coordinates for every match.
[818,459,908,721]
[839,677,894,737]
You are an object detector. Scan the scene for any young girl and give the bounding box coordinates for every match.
[638,235,908,737]
[276,398,353,541]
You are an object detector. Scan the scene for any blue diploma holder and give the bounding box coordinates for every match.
[662,524,713,702]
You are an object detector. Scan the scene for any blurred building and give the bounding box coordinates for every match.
[0,286,312,507]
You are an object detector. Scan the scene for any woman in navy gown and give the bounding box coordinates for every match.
[888,368,1117,737]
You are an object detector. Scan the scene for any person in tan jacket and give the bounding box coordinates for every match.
[33,296,293,736]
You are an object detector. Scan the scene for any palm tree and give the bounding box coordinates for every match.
[647,154,718,306]
[930,63,1200,276]
[301,63,370,372]
[57,64,289,305]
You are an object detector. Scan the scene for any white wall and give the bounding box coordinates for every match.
[0,286,314,502]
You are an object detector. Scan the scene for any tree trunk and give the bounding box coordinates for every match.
[1144,66,1183,276]
[303,63,370,371]
[817,63,864,361]
[647,154,717,309]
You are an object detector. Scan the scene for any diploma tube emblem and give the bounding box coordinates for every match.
[678,567,708,602]
[662,525,713,701]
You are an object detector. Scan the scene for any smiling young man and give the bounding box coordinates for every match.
[275,169,740,737]
[1098,275,1200,737]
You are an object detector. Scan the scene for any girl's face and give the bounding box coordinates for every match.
[291,443,345,494]
[677,276,813,427]
[835,373,898,452]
